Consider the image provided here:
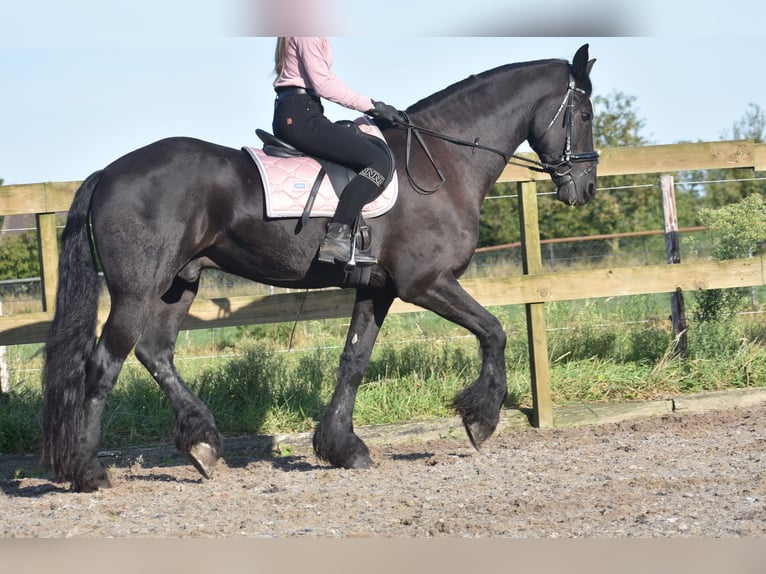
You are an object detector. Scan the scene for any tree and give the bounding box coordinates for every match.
[479,185,520,247]
[0,231,40,280]
[700,103,766,210]
[730,103,766,142]
[0,175,41,280]
[567,91,659,239]
[479,91,659,250]
[593,91,647,148]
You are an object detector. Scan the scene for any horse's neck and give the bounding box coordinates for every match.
[413,94,522,154]
[407,64,561,195]
[416,63,563,157]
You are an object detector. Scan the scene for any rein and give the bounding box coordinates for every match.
[396,73,599,195]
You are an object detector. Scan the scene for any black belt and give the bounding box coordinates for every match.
[275,87,318,102]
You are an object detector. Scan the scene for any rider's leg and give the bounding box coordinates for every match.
[317,165,387,266]
[273,93,391,266]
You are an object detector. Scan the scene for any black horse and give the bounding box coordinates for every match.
[43,45,598,492]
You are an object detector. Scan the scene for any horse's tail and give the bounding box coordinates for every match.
[42,171,102,481]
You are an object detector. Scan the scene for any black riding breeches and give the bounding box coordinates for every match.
[273,91,391,226]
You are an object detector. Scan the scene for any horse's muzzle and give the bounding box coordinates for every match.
[554,167,597,206]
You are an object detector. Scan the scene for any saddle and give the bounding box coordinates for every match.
[244,118,398,224]
[246,119,397,288]
[257,121,395,194]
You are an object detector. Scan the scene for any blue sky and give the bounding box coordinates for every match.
[1,1,765,185]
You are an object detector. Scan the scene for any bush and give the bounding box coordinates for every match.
[0,231,39,280]
[690,194,766,322]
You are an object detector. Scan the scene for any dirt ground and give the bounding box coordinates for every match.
[1,396,765,538]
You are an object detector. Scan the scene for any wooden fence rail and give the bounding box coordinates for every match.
[1,140,765,426]
[1,256,762,346]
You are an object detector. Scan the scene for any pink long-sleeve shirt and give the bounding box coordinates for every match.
[273,37,374,113]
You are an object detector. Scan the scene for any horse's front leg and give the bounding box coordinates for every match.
[313,289,394,469]
[403,272,508,449]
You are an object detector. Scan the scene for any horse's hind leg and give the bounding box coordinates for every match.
[313,290,394,469]
[134,278,223,479]
[75,304,145,492]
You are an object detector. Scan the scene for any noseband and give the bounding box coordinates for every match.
[397,73,599,194]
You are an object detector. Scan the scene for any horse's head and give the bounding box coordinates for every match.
[529,44,598,207]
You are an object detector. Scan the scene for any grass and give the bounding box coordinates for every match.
[2,291,766,455]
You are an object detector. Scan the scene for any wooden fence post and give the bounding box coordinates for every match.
[518,180,553,428]
[0,300,8,394]
[660,174,688,358]
[35,213,59,313]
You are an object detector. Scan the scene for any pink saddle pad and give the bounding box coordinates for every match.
[243,118,398,219]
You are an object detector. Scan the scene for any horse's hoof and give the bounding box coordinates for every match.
[347,452,374,469]
[72,463,112,493]
[463,419,495,451]
[314,440,374,469]
[188,442,219,479]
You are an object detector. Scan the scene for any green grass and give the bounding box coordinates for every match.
[2,292,766,455]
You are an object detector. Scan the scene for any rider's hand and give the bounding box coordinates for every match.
[366,100,405,125]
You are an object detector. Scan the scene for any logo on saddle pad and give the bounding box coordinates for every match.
[243,117,398,220]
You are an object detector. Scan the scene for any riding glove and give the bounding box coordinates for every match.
[366,100,405,125]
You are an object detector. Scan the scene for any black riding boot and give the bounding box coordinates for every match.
[317,222,377,267]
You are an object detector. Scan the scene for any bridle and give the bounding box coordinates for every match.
[397,72,600,194]
[536,74,600,179]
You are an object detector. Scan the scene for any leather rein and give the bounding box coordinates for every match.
[397,74,600,195]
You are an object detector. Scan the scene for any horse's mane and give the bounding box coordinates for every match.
[406,59,569,113]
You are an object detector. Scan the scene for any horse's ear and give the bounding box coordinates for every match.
[572,44,590,79]
[571,44,594,93]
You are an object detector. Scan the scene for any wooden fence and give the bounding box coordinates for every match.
[1,140,765,426]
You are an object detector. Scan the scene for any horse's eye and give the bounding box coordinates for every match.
[581,111,593,123]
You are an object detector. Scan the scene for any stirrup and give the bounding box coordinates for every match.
[345,218,377,270]
[317,220,377,268]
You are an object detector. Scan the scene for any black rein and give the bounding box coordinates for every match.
[395,73,599,195]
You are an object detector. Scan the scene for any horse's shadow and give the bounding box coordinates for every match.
[0,440,458,497]
[125,473,206,485]
[391,452,436,462]
[0,455,62,498]
[0,479,69,498]
[0,453,323,498]
[224,451,323,473]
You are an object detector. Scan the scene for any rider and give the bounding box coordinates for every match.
[272,36,404,267]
